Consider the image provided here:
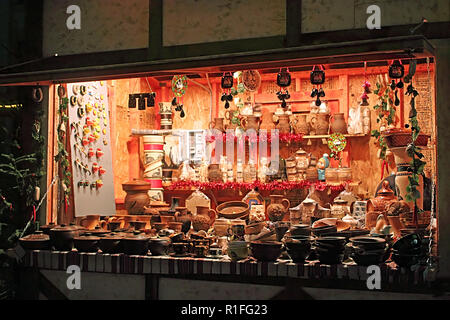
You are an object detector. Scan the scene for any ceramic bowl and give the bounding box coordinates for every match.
[285,240,312,263]
[349,236,386,251]
[289,224,311,237]
[245,222,265,235]
[217,201,250,220]
[250,241,283,262]
[312,225,337,237]
[351,252,385,266]
[227,241,249,261]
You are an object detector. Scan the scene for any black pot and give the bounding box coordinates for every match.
[148,237,170,256]
[73,234,100,253]
[285,240,311,263]
[98,236,123,254]
[121,232,149,255]
[351,253,384,266]
[49,225,76,251]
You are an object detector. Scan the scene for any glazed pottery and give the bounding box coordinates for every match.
[330,199,350,220]
[267,195,290,222]
[121,231,150,255]
[366,181,398,229]
[250,241,283,262]
[291,114,309,135]
[192,206,216,232]
[241,115,261,132]
[122,180,152,215]
[227,241,249,261]
[309,114,329,135]
[19,231,51,250]
[330,113,347,134]
[244,222,265,235]
[273,114,291,134]
[73,233,100,253]
[275,221,291,241]
[285,238,312,263]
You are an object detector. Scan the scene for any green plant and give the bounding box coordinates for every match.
[371,80,397,159]
[405,82,426,218]
[54,96,71,204]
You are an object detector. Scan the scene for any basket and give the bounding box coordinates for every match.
[382,130,430,148]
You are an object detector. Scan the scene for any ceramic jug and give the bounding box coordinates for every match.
[330,113,348,134]
[192,206,217,232]
[260,112,276,132]
[241,115,261,132]
[290,114,309,135]
[273,114,291,134]
[209,118,225,132]
[267,195,290,222]
[309,114,330,135]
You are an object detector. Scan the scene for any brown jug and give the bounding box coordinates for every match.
[273,114,291,134]
[192,206,217,232]
[290,114,309,135]
[309,114,330,135]
[260,112,276,132]
[209,118,225,132]
[241,115,261,132]
[267,195,290,222]
[330,113,348,134]
[122,180,152,215]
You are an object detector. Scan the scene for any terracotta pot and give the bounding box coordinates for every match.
[330,113,347,134]
[216,201,250,220]
[192,206,216,232]
[168,222,183,233]
[291,114,309,135]
[267,195,290,222]
[273,114,291,134]
[160,215,176,225]
[241,115,261,132]
[309,114,329,135]
[122,180,152,215]
[209,117,225,132]
[129,221,147,231]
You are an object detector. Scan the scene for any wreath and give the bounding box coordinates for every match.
[171,75,188,97]
[327,133,347,166]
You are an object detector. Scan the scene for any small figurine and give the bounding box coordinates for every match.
[316,153,330,181]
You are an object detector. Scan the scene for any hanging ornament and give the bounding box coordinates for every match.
[171,75,188,118]
[220,72,234,110]
[128,94,137,108]
[138,94,146,110]
[32,86,44,103]
[147,92,156,107]
[99,166,107,176]
[276,68,292,109]
[96,148,104,158]
[327,133,347,167]
[389,60,405,79]
[92,163,99,174]
[310,65,326,107]
[58,85,66,98]
[242,70,261,92]
[360,62,371,106]
[88,148,95,158]
[70,96,78,107]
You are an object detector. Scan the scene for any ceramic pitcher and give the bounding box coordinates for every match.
[273,114,291,134]
[192,206,217,232]
[267,195,290,222]
[291,114,309,135]
[241,115,261,132]
[330,113,348,134]
[309,114,330,135]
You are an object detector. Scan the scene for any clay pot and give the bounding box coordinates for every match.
[122,180,152,215]
[214,219,232,237]
[19,231,51,250]
[98,234,123,254]
[50,225,79,251]
[216,201,250,220]
[148,237,170,256]
[227,241,249,261]
[39,223,57,236]
[160,215,176,225]
[121,231,150,255]
[209,117,225,132]
[208,164,222,182]
[267,195,290,222]
[330,113,347,134]
[192,206,216,232]
[382,128,430,148]
[168,222,183,233]
[273,114,291,134]
[309,114,330,135]
[291,114,309,135]
[129,221,147,231]
[73,233,100,253]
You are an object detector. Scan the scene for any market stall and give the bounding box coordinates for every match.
[0,34,439,298]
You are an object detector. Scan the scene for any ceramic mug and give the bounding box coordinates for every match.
[79,215,107,230]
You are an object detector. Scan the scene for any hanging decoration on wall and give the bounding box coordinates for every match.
[388,60,405,107]
[171,75,188,118]
[276,68,291,109]
[310,65,326,107]
[220,72,234,109]
[242,70,261,92]
[361,61,371,106]
[128,93,156,109]
[327,133,347,167]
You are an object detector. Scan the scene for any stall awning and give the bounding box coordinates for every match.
[0,35,435,85]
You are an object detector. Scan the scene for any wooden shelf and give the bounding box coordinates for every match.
[302,133,367,139]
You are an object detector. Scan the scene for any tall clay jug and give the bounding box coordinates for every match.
[330,113,348,134]
[267,195,290,222]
